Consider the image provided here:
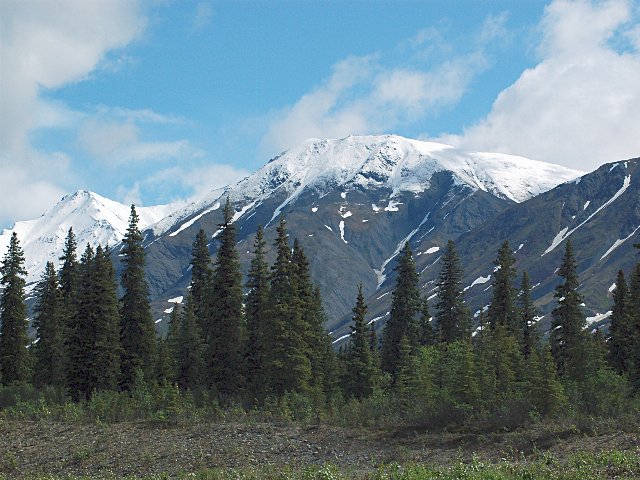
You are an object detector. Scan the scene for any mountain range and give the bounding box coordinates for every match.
[3,134,637,342]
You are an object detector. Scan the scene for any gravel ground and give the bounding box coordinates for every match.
[0,420,638,478]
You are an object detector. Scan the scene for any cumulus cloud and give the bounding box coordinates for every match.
[0,0,146,226]
[448,0,640,170]
[260,15,502,155]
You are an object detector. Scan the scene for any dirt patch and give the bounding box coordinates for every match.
[0,420,638,478]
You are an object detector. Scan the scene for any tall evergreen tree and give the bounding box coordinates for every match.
[608,270,630,374]
[263,217,311,395]
[245,225,270,402]
[208,197,244,397]
[381,242,420,378]
[67,244,95,400]
[59,227,79,332]
[434,240,470,344]
[627,248,640,391]
[344,284,375,399]
[417,297,435,346]
[292,240,327,392]
[0,233,29,384]
[91,245,121,392]
[32,261,65,388]
[519,271,538,359]
[190,229,213,333]
[487,240,518,334]
[550,240,586,380]
[175,295,205,391]
[120,205,156,390]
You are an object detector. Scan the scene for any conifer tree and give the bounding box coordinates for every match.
[67,244,95,399]
[245,225,270,402]
[394,334,417,403]
[0,233,29,384]
[417,297,435,346]
[550,240,586,381]
[381,242,420,378]
[529,346,566,416]
[263,217,311,395]
[120,205,156,390]
[608,270,630,374]
[208,197,244,397]
[32,262,65,388]
[59,227,79,334]
[434,240,470,344]
[519,271,538,359]
[292,240,327,392]
[344,284,375,399]
[190,229,213,333]
[91,245,121,392]
[487,240,518,334]
[175,295,205,391]
[627,250,640,391]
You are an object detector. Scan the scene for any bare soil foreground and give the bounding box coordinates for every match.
[0,420,639,478]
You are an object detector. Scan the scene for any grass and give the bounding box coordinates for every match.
[2,451,639,480]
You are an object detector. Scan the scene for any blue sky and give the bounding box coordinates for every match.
[2,0,640,228]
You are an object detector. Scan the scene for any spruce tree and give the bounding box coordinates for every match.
[519,271,538,359]
[344,284,374,399]
[627,251,640,391]
[263,217,311,395]
[417,297,435,346]
[0,232,29,385]
[434,240,470,344]
[608,270,630,374]
[208,197,244,397]
[550,240,586,381]
[190,229,213,333]
[381,242,420,378]
[292,240,327,392]
[59,227,79,337]
[487,240,518,334]
[32,261,65,388]
[91,245,121,392]
[120,205,156,390]
[67,243,95,400]
[175,295,205,391]
[245,225,270,402]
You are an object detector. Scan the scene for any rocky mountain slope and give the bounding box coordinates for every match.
[137,134,581,329]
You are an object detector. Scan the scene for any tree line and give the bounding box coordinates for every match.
[1,199,639,426]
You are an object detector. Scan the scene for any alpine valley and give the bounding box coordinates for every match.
[3,134,639,342]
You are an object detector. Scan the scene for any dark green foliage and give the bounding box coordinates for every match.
[381,242,420,378]
[189,229,213,333]
[263,217,311,396]
[434,240,470,344]
[120,205,156,390]
[58,227,79,341]
[343,284,375,399]
[550,240,587,381]
[208,197,244,397]
[417,297,435,346]
[174,295,205,391]
[487,240,518,334]
[0,232,29,384]
[244,225,270,403]
[32,262,65,388]
[519,271,538,359]
[626,257,640,391]
[529,346,566,417]
[91,245,121,393]
[608,270,630,374]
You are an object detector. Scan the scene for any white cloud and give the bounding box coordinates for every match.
[0,0,147,227]
[260,16,501,155]
[449,0,640,170]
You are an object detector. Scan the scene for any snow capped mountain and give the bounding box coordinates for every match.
[0,190,179,288]
[158,135,582,237]
[231,134,581,203]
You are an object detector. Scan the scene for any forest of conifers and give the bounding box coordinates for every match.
[0,197,639,428]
